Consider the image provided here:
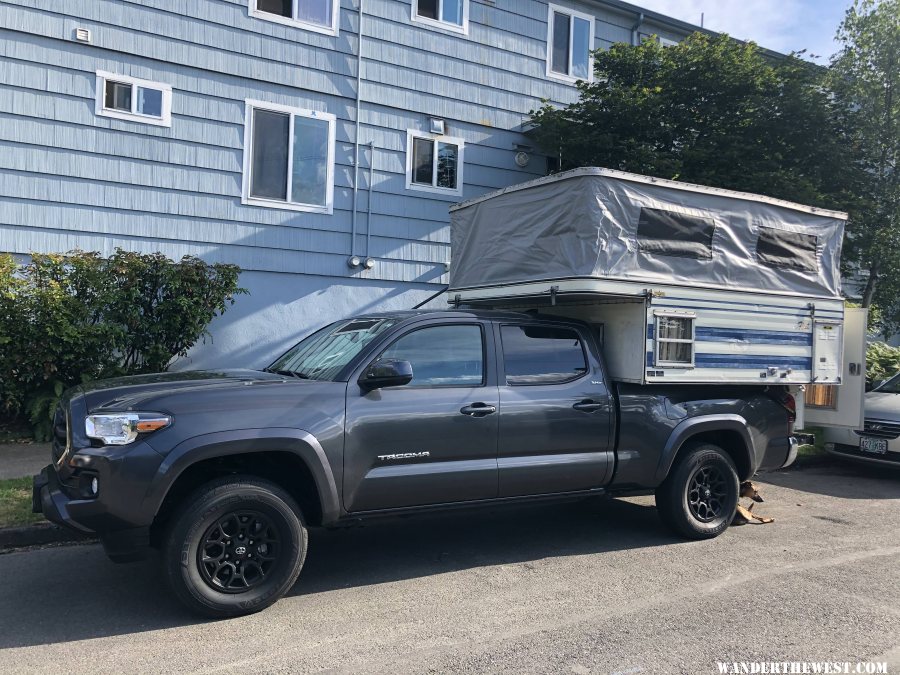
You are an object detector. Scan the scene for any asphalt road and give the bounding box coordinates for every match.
[2,459,899,675]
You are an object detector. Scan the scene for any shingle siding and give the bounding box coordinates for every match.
[0,0,699,365]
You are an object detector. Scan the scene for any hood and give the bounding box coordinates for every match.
[864,391,900,421]
[79,369,297,412]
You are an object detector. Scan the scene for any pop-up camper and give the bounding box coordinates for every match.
[448,167,865,431]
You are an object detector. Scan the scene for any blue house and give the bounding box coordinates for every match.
[0,0,722,368]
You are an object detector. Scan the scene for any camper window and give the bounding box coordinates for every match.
[637,208,715,259]
[756,228,818,272]
[654,313,695,367]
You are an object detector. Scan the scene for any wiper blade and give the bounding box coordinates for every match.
[264,368,307,379]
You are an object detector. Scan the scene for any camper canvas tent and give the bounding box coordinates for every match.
[448,168,865,429]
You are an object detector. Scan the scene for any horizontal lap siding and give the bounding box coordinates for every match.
[0,0,668,281]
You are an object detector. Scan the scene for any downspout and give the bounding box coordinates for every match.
[349,0,365,267]
[365,140,375,260]
[631,12,644,46]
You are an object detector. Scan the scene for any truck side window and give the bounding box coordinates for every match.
[501,325,588,385]
[380,324,484,387]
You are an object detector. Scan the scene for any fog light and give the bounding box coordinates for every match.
[91,477,99,496]
[824,442,835,451]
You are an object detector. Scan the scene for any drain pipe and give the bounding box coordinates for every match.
[631,12,644,46]
[348,0,365,268]
[365,140,375,262]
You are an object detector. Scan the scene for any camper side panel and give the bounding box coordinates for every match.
[644,291,844,385]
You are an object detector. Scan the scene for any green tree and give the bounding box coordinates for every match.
[529,33,855,209]
[830,0,900,327]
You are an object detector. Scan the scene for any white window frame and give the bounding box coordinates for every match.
[653,311,696,368]
[658,36,679,48]
[95,71,172,127]
[241,99,336,215]
[546,4,595,84]
[405,130,465,197]
[249,0,340,37]
[411,0,469,36]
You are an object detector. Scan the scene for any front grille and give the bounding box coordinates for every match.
[51,405,70,464]
[854,418,900,439]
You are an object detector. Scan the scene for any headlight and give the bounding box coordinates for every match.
[85,413,172,446]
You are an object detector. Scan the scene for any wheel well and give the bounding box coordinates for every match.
[676,430,752,481]
[150,451,324,546]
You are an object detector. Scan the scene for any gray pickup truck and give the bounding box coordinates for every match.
[34,309,797,617]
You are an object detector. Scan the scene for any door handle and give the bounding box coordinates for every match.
[460,403,497,417]
[573,400,603,413]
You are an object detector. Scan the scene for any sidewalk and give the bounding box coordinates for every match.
[0,443,50,480]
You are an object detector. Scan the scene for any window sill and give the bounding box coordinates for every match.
[406,182,463,197]
[411,14,468,36]
[242,195,333,214]
[97,108,172,128]
[249,8,339,37]
[546,71,592,86]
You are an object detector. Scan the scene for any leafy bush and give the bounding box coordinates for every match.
[866,341,900,388]
[0,250,245,439]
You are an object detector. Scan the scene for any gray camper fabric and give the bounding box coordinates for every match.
[449,168,846,298]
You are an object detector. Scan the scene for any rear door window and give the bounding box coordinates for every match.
[500,325,588,385]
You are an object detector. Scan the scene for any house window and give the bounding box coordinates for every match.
[412,0,469,34]
[95,72,172,127]
[547,5,594,82]
[406,131,464,195]
[242,100,335,214]
[250,0,339,35]
[654,313,695,367]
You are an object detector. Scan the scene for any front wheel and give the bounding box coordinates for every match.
[655,443,739,540]
[162,476,307,618]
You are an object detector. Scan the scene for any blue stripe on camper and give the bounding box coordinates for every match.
[645,352,811,370]
[695,328,812,346]
[647,325,812,345]
[694,354,812,369]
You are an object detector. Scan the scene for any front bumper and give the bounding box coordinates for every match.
[32,465,93,533]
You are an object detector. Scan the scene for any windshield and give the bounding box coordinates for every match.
[266,318,401,382]
[875,372,900,394]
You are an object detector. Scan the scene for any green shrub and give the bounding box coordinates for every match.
[0,250,245,440]
[866,341,900,388]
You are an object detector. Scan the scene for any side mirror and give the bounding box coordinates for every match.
[359,359,413,391]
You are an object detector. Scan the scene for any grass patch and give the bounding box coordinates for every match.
[797,426,826,457]
[0,477,43,528]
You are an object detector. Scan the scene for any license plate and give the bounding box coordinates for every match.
[860,437,888,454]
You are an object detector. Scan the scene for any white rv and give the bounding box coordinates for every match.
[448,168,865,432]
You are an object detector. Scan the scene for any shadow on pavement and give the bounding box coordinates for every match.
[760,455,900,500]
[0,497,676,649]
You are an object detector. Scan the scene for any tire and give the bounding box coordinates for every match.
[655,443,739,540]
[162,475,307,618]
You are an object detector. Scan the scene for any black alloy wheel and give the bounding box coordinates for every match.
[198,510,281,593]
[686,465,728,523]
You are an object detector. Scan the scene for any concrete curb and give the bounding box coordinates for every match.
[0,523,96,550]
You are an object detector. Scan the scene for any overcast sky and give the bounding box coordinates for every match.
[635,0,851,61]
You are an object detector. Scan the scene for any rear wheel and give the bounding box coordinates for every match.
[162,476,307,618]
[655,443,739,539]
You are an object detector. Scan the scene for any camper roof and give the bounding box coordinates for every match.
[449,168,846,299]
